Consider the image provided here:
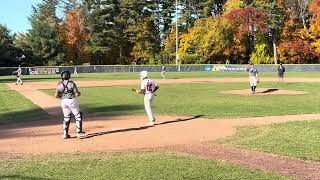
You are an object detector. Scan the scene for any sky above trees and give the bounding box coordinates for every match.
[0,0,42,33]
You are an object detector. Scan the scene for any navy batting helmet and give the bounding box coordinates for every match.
[61,71,71,80]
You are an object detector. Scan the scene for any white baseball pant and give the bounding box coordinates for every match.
[61,98,82,133]
[144,93,155,122]
[16,77,23,84]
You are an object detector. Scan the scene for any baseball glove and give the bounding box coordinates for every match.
[132,88,141,94]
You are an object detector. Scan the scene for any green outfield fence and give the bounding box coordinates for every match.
[0,64,319,76]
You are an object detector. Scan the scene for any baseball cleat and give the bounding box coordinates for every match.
[63,134,70,139]
[146,121,155,127]
[77,132,86,138]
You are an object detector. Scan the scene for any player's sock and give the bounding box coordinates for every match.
[251,86,254,92]
[253,86,256,92]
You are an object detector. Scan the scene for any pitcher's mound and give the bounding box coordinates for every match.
[220,88,306,95]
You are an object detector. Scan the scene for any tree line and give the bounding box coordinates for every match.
[0,0,319,66]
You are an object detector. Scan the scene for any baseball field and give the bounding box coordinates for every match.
[1,71,320,179]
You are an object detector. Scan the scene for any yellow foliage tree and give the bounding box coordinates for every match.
[163,28,178,63]
[178,17,232,64]
[309,0,320,54]
[223,0,245,15]
[130,17,160,64]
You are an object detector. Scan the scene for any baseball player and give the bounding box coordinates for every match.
[15,65,23,85]
[246,63,259,94]
[55,71,85,139]
[136,71,159,126]
[161,65,166,79]
[73,66,78,77]
[277,63,285,83]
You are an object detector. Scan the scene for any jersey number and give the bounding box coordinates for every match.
[146,83,153,91]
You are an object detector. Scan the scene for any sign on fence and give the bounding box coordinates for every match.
[32,68,60,75]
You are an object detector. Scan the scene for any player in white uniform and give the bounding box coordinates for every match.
[73,66,78,77]
[161,66,166,79]
[136,71,159,126]
[55,71,85,139]
[246,63,259,94]
[15,66,23,85]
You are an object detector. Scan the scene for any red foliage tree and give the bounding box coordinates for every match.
[224,6,268,62]
[224,6,268,41]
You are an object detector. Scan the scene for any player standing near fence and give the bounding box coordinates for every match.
[277,63,285,83]
[73,66,78,77]
[55,71,85,139]
[161,65,166,79]
[135,71,159,126]
[246,63,259,94]
[15,65,23,85]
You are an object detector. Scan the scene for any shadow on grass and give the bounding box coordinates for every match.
[0,175,57,180]
[81,115,204,139]
[81,104,144,117]
[260,88,279,93]
[0,104,142,133]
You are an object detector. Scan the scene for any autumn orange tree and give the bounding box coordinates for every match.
[278,18,318,64]
[60,2,89,65]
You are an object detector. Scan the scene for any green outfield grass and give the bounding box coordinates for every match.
[0,84,48,124]
[0,152,290,180]
[0,71,319,83]
[218,120,320,161]
[43,82,320,119]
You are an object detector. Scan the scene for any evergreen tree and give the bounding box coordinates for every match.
[27,0,65,65]
[117,0,161,64]
[0,25,19,66]
[158,0,175,36]
[84,0,122,64]
[254,0,284,64]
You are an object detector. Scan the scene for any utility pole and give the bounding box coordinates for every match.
[175,0,179,66]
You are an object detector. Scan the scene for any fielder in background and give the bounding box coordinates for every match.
[28,68,34,75]
[136,71,159,126]
[73,66,78,77]
[15,65,23,85]
[246,63,259,94]
[161,65,166,79]
[277,63,285,83]
[55,71,85,139]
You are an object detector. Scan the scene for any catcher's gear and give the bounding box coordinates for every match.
[63,113,71,135]
[61,70,71,80]
[75,112,83,133]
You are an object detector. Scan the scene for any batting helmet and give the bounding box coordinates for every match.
[139,71,148,79]
[61,71,71,80]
